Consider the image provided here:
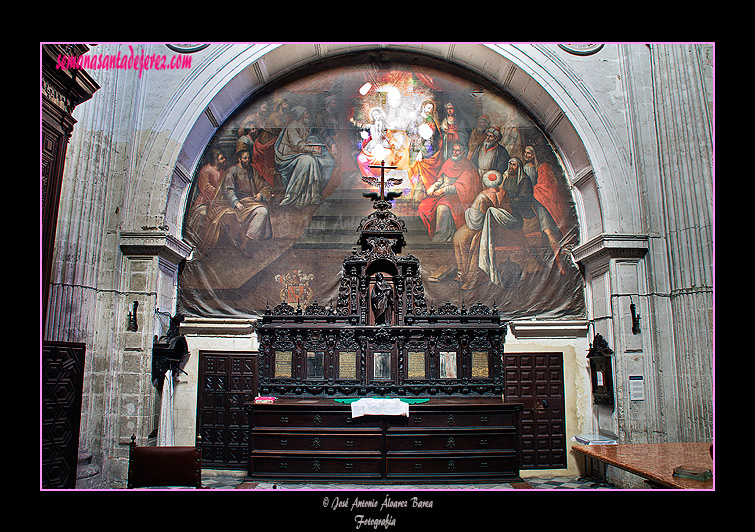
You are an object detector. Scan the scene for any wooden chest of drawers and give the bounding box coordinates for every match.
[245,397,521,482]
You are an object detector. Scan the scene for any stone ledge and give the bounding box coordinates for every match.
[180,316,256,336]
[509,319,589,339]
[119,230,193,264]
[180,316,590,339]
[572,233,649,264]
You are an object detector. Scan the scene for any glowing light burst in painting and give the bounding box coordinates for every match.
[352,73,434,192]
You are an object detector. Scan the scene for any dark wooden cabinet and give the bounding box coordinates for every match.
[248,399,384,480]
[246,397,522,482]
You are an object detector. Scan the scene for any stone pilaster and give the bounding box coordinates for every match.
[573,234,650,444]
[649,44,714,443]
[108,231,192,486]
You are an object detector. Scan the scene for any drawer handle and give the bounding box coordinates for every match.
[312,460,321,471]
[447,460,456,471]
[311,437,321,449]
[447,414,455,426]
[413,416,423,424]
[480,415,489,423]
[279,439,288,447]
[445,437,456,448]
[414,463,423,471]
[279,461,288,470]
[279,416,289,423]
[313,414,323,425]
[345,462,354,470]
[479,439,488,446]
[345,440,355,447]
[480,461,489,469]
[413,440,423,448]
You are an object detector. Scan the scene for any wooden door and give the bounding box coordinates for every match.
[42,341,86,488]
[197,352,257,468]
[504,352,566,469]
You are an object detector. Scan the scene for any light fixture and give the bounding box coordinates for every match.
[630,297,641,334]
[127,301,138,331]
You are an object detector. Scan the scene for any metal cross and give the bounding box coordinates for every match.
[364,160,399,201]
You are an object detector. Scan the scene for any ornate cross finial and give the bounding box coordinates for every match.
[362,160,401,202]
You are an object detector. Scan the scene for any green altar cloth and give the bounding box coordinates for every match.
[333,397,430,404]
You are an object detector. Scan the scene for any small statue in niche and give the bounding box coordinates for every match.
[371,272,394,325]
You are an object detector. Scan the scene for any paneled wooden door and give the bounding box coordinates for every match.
[197,351,257,469]
[504,352,567,469]
[42,341,86,488]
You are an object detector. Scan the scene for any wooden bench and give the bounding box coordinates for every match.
[127,434,203,488]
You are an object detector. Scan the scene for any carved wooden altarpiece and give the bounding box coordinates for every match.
[254,162,506,398]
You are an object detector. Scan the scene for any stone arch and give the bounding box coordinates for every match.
[138,44,634,257]
[139,44,651,467]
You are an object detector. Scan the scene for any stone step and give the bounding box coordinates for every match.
[75,447,101,489]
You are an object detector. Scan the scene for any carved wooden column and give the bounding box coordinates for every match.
[41,44,99,329]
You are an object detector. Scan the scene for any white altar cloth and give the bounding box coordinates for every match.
[350,397,409,418]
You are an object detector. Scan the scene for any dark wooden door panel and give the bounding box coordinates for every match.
[42,341,86,488]
[197,352,257,468]
[504,352,566,469]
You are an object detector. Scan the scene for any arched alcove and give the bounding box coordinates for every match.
[134,44,651,472]
[365,258,399,278]
[49,43,713,485]
[165,46,599,322]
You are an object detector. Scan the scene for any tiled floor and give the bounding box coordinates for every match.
[201,474,616,490]
[526,476,615,489]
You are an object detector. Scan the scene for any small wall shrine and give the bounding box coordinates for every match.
[254,163,506,398]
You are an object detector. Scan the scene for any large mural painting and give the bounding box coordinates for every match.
[178,60,585,320]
